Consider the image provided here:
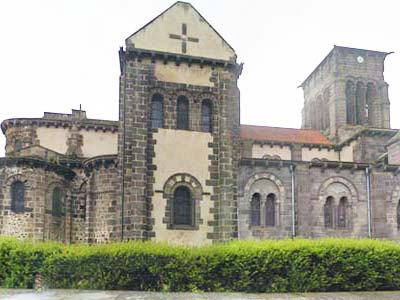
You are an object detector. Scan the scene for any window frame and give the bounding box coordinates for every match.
[51,186,63,217]
[250,193,261,227]
[201,99,212,133]
[176,95,189,130]
[11,180,25,213]
[171,185,195,229]
[151,93,164,129]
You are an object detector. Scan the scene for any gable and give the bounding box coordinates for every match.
[126,2,236,61]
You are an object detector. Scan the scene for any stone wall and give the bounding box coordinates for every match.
[238,159,400,240]
[0,159,74,241]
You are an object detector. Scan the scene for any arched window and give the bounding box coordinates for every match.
[266,193,276,227]
[52,187,63,217]
[366,83,375,125]
[177,96,189,130]
[151,93,164,129]
[250,193,261,226]
[397,200,400,230]
[15,140,22,151]
[201,99,212,132]
[173,186,192,225]
[323,89,330,130]
[316,96,323,130]
[346,80,356,125]
[355,82,366,125]
[11,181,25,213]
[324,196,334,228]
[311,102,317,129]
[337,197,347,228]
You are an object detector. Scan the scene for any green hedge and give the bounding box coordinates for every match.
[1,238,400,292]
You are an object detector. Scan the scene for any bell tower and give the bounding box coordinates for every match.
[117,2,242,242]
[301,46,392,142]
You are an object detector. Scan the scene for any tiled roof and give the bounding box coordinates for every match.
[240,125,333,146]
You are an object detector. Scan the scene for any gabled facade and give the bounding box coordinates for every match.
[0,2,399,244]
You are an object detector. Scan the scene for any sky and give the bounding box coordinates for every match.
[0,0,399,156]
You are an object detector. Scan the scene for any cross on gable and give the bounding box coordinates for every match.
[169,23,200,54]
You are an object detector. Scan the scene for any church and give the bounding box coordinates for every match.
[1,1,400,244]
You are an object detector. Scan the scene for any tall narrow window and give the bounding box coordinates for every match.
[355,82,366,125]
[177,96,189,130]
[366,83,375,126]
[11,181,25,213]
[346,80,356,125]
[266,193,276,227]
[201,99,212,132]
[151,93,164,129]
[173,186,192,225]
[323,89,330,130]
[52,187,63,217]
[337,197,347,228]
[15,140,22,151]
[324,196,334,228]
[316,96,323,130]
[250,193,261,226]
[397,200,400,230]
[311,103,317,129]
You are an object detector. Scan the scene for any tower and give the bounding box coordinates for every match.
[117,2,242,243]
[301,46,392,142]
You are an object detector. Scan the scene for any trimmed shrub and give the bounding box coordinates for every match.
[1,237,400,292]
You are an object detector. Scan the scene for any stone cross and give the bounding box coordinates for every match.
[169,23,199,54]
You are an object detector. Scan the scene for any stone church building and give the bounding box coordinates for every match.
[1,2,400,244]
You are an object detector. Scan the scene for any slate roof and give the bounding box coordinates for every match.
[240,125,333,146]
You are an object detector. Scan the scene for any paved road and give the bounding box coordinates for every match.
[2,290,400,300]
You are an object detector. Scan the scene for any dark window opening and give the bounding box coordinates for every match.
[173,186,192,226]
[201,99,212,132]
[356,82,366,125]
[324,196,334,228]
[11,181,25,213]
[52,187,63,217]
[346,80,356,125]
[177,96,189,130]
[337,197,347,228]
[151,93,164,129]
[266,193,276,227]
[250,193,261,226]
[15,140,22,151]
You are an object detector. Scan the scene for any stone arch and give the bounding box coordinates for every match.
[148,88,167,129]
[318,176,358,203]
[318,176,357,230]
[3,173,31,212]
[197,92,219,133]
[322,88,330,131]
[345,80,356,125]
[366,82,377,126]
[162,173,203,230]
[44,181,66,242]
[244,172,285,227]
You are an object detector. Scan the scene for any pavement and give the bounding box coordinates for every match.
[1,290,400,300]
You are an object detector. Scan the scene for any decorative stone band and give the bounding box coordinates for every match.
[0,157,76,180]
[241,157,372,172]
[83,155,119,176]
[1,118,118,135]
[122,47,243,78]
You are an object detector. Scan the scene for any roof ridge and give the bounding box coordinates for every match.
[240,124,324,132]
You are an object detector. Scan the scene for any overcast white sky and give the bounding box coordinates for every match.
[0,0,399,156]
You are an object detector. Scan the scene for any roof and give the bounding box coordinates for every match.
[240,125,333,146]
[125,1,236,59]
